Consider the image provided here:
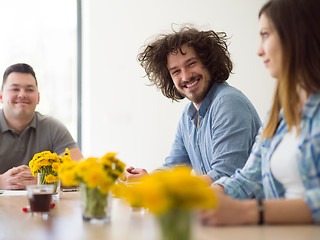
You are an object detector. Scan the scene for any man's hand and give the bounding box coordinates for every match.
[0,165,37,190]
[123,166,149,182]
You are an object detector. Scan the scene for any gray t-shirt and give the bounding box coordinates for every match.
[0,110,78,174]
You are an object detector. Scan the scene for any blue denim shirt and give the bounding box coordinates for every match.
[214,94,320,223]
[163,82,261,181]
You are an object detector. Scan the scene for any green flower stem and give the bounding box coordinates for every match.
[37,172,59,194]
[157,209,192,240]
[37,172,47,185]
[82,184,108,220]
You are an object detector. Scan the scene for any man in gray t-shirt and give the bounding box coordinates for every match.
[0,63,83,190]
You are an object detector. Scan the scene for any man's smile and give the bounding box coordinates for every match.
[182,75,201,89]
[14,100,30,105]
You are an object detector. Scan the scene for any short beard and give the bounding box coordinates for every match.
[177,78,213,105]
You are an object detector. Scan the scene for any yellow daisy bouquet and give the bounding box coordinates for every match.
[58,152,125,194]
[29,148,72,184]
[113,167,216,240]
[58,152,126,221]
[115,166,216,214]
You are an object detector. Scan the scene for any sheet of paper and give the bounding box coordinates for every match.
[0,190,27,196]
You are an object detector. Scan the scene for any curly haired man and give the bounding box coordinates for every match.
[125,26,261,185]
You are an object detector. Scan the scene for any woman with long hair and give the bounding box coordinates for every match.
[200,0,320,225]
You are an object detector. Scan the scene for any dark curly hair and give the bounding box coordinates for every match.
[137,25,233,101]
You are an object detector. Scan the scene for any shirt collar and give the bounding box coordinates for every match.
[301,93,320,119]
[29,113,37,128]
[186,82,220,120]
[276,93,320,126]
[0,109,37,133]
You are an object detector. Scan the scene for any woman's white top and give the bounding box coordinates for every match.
[270,127,305,199]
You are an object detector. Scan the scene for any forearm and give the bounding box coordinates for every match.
[0,174,4,189]
[215,185,259,224]
[199,174,214,185]
[201,189,314,225]
[241,198,313,225]
[263,198,313,224]
[68,147,84,161]
[212,184,226,194]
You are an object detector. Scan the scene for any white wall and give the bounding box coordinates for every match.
[81,0,275,171]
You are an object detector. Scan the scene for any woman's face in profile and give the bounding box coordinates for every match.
[257,13,282,79]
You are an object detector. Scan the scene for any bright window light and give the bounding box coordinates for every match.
[0,0,78,142]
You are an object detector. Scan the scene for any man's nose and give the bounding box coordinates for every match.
[181,68,191,82]
[17,90,26,97]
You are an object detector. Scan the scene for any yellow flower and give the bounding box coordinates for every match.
[65,148,71,156]
[111,183,127,198]
[99,177,112,195]
[29,149,71,182]
[111,169,123,177]
[59,152,125,194]
[84,167,106,188]
[102,152,118,159]
[76,158,98,178]
[117,167,217,214]
[60,169,78,186]
[61,154,72,163]
[116,160,126,173]
[31,162,41,176]
[100,157,112,167]
[60,148,72,163]
[59,160,77,173]
[45,174,58,183]
[52,162,60,173]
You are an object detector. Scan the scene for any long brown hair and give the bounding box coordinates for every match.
[260,0,320,139]
[137,25,232,101]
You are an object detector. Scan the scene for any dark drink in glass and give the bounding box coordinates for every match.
[29,193,52,212]
[27,185,54,219]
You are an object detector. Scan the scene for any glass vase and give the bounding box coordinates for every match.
[80,183,111,223]
[157,209,192,240]
[37,172,60,200]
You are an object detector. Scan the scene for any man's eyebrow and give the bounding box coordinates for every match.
[168,66,177,72]
[9,83,36,88]
[186,57,198,63]
[168,57,198,72]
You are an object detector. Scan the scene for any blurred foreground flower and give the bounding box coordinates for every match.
[113,167,216,240]
[114,166,216,213]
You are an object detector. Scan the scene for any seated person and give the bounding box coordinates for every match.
[125,25,261,184]
[200,0,320,225]
[0,63,83,190]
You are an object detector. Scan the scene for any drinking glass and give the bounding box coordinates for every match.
[27,184,54,220]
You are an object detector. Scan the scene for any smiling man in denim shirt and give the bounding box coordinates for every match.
[125,26,261,185]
